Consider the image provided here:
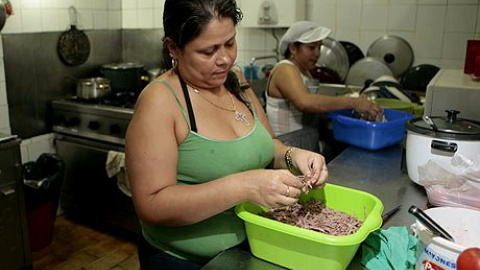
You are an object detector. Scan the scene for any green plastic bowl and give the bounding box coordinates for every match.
[235,183,384,270]
[374,98,424,117]
[374,98,415,113]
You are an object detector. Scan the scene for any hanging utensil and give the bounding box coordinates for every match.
[408,205,455,242]
[367,35,414,77]
[57,6,90,66]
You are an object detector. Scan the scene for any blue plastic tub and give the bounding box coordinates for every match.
[327,108,414,150]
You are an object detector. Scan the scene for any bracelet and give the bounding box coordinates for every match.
[239,83,250,90]
[284,147,296,173]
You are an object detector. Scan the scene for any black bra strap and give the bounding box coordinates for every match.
[178,74,198,133]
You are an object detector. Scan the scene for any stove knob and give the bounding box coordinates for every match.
[110,124,121,135]
[65,117,80,127]
[88,121,101,130]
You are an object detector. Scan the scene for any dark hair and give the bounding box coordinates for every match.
[284,42,302,59]
[162,0,242,69]
[162,0,247,106]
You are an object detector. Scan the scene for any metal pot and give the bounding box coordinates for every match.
[100,62,150,93]
[76,77,111,100]
[405,110,480,185]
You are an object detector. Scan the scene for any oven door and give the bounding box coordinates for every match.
[55,134,139,235]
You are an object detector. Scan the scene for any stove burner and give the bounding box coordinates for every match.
[66,91,138,109]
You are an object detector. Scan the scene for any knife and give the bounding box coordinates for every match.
[382,205,402,223]
[408,205,455,242]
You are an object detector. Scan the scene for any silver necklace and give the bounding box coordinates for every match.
[193,88,249,126]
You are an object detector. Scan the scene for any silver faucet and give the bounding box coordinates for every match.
[248,55,279,83]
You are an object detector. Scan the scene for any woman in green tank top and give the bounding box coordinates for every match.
[125,1,329,269]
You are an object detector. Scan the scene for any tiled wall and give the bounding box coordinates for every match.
[237,0,480,69]
[1,0,480,161]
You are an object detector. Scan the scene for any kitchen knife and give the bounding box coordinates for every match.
[408,205,455,242]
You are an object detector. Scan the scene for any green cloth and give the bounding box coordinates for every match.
[361,226,418,270]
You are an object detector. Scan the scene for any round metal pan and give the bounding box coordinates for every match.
[340,41,365,67]
[317,37,350,83]
[57,6,90,66]
[345,57,394,87]
[367,35,414,77]
[399,64,440,92]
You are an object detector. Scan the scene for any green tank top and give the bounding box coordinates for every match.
[141,80,275,263]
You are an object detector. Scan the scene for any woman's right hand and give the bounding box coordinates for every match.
[354,95,383,120]
[243,169,307,209]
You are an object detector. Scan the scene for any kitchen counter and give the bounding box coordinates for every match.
[202,144,428,270]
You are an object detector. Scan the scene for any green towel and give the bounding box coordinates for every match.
[361,226,418,270]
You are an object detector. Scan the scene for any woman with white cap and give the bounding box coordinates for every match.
[266,21,382,150]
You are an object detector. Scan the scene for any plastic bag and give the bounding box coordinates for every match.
[418,154,480,210]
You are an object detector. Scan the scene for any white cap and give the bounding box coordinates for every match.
[279,21,332,56]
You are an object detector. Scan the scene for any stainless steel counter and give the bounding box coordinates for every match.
[202,144,428,270]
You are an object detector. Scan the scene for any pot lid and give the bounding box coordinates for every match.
[102,62,144,69]
[345,57,393,87]
[317,37,350,82]
[407,110,480,140]
[339,41,364,67]
[367,35,414,77]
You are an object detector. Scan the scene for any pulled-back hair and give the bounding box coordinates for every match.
[162,0,242,69]
[162,0,247,104]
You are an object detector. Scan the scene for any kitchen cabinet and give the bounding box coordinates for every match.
[238,0,306,28]
[0,135,32,270]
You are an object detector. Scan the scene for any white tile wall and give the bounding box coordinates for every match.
[2,0,122,33]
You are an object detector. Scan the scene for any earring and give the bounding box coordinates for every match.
[171,58,177,68]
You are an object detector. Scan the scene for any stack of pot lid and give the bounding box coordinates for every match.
[345,57,393,87]
[407,110,480,140]
[367,35,414,77]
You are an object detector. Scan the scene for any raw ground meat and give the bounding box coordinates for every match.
[261,200,363,236]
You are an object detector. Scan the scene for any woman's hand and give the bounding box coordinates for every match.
[354,95,383,120]
[244,169,308,209]
[290,148,328,192]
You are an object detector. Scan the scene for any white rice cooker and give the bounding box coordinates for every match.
[406,110,480,185]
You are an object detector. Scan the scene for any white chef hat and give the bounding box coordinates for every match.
[279,21,332,56]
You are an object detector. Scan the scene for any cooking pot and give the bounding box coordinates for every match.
[100,62,149,93]
[76,77,111,100]
[406,110,480,185]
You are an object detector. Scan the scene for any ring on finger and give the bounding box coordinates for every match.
[284,185,290,197]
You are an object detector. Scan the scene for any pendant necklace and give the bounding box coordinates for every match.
[193,88,250,126]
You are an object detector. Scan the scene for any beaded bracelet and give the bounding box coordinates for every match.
[284,147,296,173]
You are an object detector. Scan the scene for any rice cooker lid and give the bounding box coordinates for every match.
[407,110,480,140]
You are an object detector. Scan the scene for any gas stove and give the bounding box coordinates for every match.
[51,95,135,145]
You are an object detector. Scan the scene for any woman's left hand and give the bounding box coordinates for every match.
[291,148,328,192]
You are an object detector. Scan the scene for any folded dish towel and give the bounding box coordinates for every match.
[361,226,418,270]
[105,151,131,197]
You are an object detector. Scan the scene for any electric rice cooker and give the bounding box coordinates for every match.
[406,110,480,185]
